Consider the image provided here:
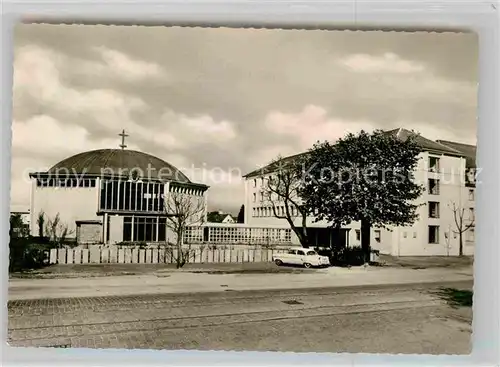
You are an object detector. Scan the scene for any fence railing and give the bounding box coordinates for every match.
[47,247,288,265]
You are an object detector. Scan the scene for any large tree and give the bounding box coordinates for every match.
[300,129,424,262]
[261,155,313,247]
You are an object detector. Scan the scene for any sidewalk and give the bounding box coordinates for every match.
[8,265,473,301]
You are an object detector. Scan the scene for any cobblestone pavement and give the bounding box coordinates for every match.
[8,281,472,354]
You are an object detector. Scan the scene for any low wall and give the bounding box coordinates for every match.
[47,246,289,265]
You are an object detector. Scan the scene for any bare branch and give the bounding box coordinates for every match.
[448,200,475,256]
[259,155,311,246]
[163,190,206,268]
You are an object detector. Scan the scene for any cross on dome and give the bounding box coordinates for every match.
[118,129,129,150]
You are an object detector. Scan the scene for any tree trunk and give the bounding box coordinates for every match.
[287,216,310,248]
[459,232,463,257]
[360,219,371,264]
[176,229,183,268]
[331,224,342,250]
[294,228,310,248]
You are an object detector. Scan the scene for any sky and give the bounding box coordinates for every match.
[11,24,478,214]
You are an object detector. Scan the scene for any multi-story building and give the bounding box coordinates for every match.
[242,128,476,256]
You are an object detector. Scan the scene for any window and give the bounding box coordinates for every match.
[428,201,440,218]
[469,208,475,221]
[287,250,296,255]
[374,230,381,243]
[355,230,361,241]
[403,232,407,238]
[260,192,264,202]
[100,180,163,212]
[297,250,305,256]
[123,216,166,242]
[413,232,417,239]
[429,156,440,172]
[467,229,475,242]
[428,179,440,195]
[468,189,474,201]
[428,225,440,244]
[306,251,317,255]
[253,193,256,202]
[253,179,256,188]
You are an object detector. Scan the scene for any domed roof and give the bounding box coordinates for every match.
[48,149,191,183]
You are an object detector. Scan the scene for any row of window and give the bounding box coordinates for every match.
[250,178,474,200]
[353,226,472,245]
[100,180,165,212]
[428,201,474,220]
[36,178,97,188]
[429,156,476,189]
[122,216,167,242]
[252,191,273,203]
[426,180,475,199]
[428,225,474,244]
[183,226,292,244]
[354,229,381,243]
[252,206,299,218]
[356,226,475,245]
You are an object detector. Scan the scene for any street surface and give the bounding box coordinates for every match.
[8,281,472,354]
[9,265,473,300]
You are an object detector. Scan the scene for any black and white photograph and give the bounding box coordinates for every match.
[8,24,477,354]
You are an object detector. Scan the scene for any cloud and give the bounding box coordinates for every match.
[92,46,168,82]
[339,52,426,74]
[10,115,144,208]
[158,110,237,148]
[261,104,477,160]
[11,26,478,214]
[264,105,377,150]
[162,155,245,212]
[249,145,301,169]
[13,44,237,153]
[13,45,148,127]
[12,115,143,159]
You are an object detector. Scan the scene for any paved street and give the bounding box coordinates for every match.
[8,280,472,354]
[9,264,473,301]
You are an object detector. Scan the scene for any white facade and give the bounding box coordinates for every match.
[243,150,475,257]
[29,177,208,245]
[30,179,100,238]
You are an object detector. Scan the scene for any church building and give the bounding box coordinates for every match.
[28,131,209,245]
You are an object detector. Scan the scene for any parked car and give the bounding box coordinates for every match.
[272,247,330,268]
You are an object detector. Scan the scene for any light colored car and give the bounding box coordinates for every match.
[272,247,330,268]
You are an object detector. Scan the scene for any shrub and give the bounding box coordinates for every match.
[9,238,51,272]
[321,245,367,267]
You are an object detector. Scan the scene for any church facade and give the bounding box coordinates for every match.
[242,128,477,257]
[29,148,208,245]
